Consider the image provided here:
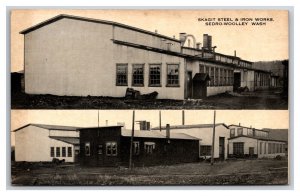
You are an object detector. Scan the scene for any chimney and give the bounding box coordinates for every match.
[166,124,170,139]
[196,42,201,49]
[155,30,158,34]
[179,33,187,46]
[234,50,237,57]
[203,34,212,51]
[106,120,108,126]
[239,123,241,126]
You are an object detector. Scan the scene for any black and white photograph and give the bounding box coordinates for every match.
[10,110,289,186]
[10,10,289,109]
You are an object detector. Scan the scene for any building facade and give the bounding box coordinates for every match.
[20,14,273,100]
[13,124,80,162]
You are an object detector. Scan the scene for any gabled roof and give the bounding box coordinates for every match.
[152,123,228,130]
[263,129,288,142]
[49,136,79,145]
[19,14,179,43]
[121,130,200,140]
[12,123,81,132]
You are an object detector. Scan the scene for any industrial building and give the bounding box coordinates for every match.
[13,124,80,162]
[20,14,274,100]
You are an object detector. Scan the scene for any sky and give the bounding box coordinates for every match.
[10,110,289,146]
[10,9,289,72]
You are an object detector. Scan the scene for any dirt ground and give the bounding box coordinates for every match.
[11,88,288,109]
[11,159,288,186]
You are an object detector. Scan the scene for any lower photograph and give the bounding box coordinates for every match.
[10,110,289,186]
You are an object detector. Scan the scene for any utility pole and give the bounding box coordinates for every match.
[97,110,99,128]
[182,110,185,125]
[211,110,216,165]
[129,110,135,169]
[159,110,162,132]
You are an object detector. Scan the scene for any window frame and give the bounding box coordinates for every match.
[200,145,212,156]
[148,64,162,87]
[106,141,118,156]
[116,64,128,86]
[62,147,66,157]
[56,147,60,157]
[144,142,156,154]
[233,142,244,155]
[133,141,140,155]
[132,64,145,87]
[85,142,91,157]
[67,147,72,157]
[166,64,180,87]
[50,147,55,157]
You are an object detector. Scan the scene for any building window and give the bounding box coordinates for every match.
[237,128,243,136]
[233,142,244,155]
[62,147,66,157]
[144,142,155,154]
[259,142,262,154]
[167,64,179,86]
[199,65,205,73]
[85,142,90,156]
[56,147,60,157]
[132,64,144,86]
[230,128,235,137]
[50,147,55,157]
[215,68,219,86]
[116,64,128,86]
[98,145,103,155]
[133,141,140,155]
[264,142,267,154]
[106,142,117,156]
[67,147,72,157]
[149,64,161,86]
[247,129,253,136]
[200,145,212,156]
[210,67,215,86]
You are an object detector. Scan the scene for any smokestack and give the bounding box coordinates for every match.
[106,120,108,126]
[239,123,241,126]
[196,42,201,49]
[179,33,187,46]
[166,124,170,139]
[203,34,212,50]
[234,50,237,57]
[155,30,158,34]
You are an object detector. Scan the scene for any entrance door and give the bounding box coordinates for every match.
[249,147,254,157]
[233,72,241,91]
[186,71,193,99]
[219,137,225,160]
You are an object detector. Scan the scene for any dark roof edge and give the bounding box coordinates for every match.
[228,135,286,143]
[152,123,229,130]
[12,123,81,132]
[19,14,180,43]
[228,124,269,132]
[49,136,79,145]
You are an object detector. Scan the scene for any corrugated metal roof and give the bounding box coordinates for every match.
[121,130,200,140]
[49,136,79,145]
[12,123,82,132]
[152,123,228,130]
[264,129,288,142]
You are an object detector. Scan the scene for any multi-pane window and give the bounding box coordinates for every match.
[206,67,210,86]
[56,147,60,157]
[260,142,263,154]
[144,142,155,154]
[67,147,72,157]
[50,147,55,157]
[133,141,140,155]
[85,142,90,156]
[230,128,235,137]
[62,147,66,157]
[237,128,243,136]
[210,67,215,86]
[116,64,128,86]
[199,65,205,73]
[215,68,219,86]
[264,143,267,154]
[200,145,212,156]
[132,64,144,86]
[106,142,117,156]
[233,142,244,155]
[149,64,161,86]
[167,64,179,86]
[247,129,253,136]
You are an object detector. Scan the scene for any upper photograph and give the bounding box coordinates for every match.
[10,10,289,109]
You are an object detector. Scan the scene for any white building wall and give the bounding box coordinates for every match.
[113,44,185,99]
[25,18,114,97]
[170,125,230,159]
[49,130,79,137]
[15,125,76,162]
[49,138,75,162]
[228,137,258,155]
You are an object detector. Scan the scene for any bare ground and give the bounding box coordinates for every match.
[11,159,288,186]
[11,89,288,109]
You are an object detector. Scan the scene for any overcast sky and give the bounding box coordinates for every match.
[11,9,289,72]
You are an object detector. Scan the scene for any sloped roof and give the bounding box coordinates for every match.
[193,73,210,82]
[121,130,199,140]
[228,135,286,143]
[49,136,79,145]
[152,123,228,130]
[13,123,82,132]
[19,14,179,43]
[228,124,269,133]
[264,129,288,142]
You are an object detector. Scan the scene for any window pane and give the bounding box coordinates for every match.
[68,147,72,157]
[116,64,128,86]
[50,147,55,157]
[85,142,90,156]
[62,147,66,157]
[132,64,144,86]
[167,64,179,85]
[149,65,161,86]
[56,147,60,157]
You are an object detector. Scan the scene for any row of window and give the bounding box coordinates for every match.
[254,73,270,87]
[233,142,285,155]
[230,128,268,138]
[116,64,180,87]
[50,147,72,158]
[84,141,156,157]
[199,64,234,86]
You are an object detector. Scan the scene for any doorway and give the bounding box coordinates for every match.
[234,72,241,91]
[186,71,193,99]
[219,137,225,160]
[192,73,210,99]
